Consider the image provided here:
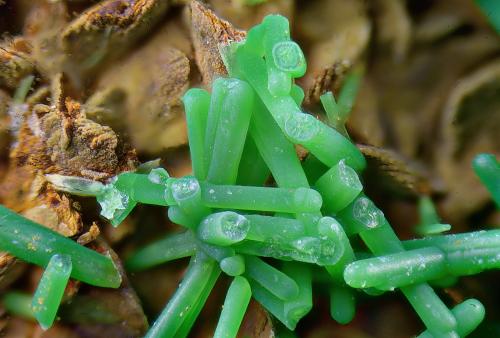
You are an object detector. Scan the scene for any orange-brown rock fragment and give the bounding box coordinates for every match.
[14,99,136,181]
[190,0,246,87]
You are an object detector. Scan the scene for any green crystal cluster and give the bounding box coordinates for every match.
[1,14,499,337]
[0,204,121,328]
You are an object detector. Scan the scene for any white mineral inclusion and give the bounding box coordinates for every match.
[99,186,129,220]
[352,197,385,229]
[45,174,105,196]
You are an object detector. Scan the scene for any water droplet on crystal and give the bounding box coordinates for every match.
[171,177,200,201]
[220,212,249,242]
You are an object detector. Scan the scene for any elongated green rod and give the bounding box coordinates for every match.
[145,253,220,338]
[282,262,312,324]
[315,160,363,214]
[245,255,299,301]
[200,182,322,213]
[249,279,298,330]
[3,292,35,320]
[0,205,121,288]
[330,285,356,324]
[175,260,221,338]
[345,230,500,290]
[114,172,169,206]
[415,196,450,236]
[344,247,446,290]
[32,254,72,330]
[204,78,232,176]
[93,173,323,215]
[320,91,345,136]
[234,43,366,172]
[337,68,363,117]
[213,276,252,338]
[125,231,197,271]
[206,78,254,185]
[248,98,309,188]
[244,214,306,243]
[404,229,500,252]
[337,196,457,335]
[236,136,270,186]
[183,88,210,179]
[234,238,324,265]
[472,153,500,208]
[418,299,485,338]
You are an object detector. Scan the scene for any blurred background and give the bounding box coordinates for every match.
[0,0,498,337]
